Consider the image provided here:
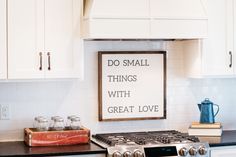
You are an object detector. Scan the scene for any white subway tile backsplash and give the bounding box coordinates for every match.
[0,41,236,141]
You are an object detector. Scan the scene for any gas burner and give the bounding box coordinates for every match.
[92,130,209,157]
[92,130,199,146]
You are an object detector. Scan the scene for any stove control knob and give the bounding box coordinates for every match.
[133,150,143,157]
[179,147,188,156]
[113,151,122,157]
[123,151,132,157]
[198,146,207,155]
[189,147,197,156]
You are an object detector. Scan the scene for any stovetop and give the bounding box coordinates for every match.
[92,130,209,157]
[92,130,199,147]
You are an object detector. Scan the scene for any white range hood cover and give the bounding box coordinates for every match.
[82,0,208,39]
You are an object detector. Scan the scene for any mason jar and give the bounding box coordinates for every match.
[50,116,61,128]
[34,116,44,128]
[70,116,81,130]
[66,115,77,128]
[35,117,49,131]
[51,116,65,131]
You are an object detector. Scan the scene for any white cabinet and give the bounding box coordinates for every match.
[8,0,83,79]
[234,0,236,72]
[83,0,149,39]
[211,146,236,157]
[150,0,207,39]
[84,0,149,18]
[44,0,83,78]
[83,0,207,39]
[0,0,7,79]
[183,0,234,77]
[201,0,233,76]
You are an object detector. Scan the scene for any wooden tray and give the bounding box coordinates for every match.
[24,127,90,146]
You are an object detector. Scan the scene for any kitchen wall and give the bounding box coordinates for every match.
[0,41,236,141]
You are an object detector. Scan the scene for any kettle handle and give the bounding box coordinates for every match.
[213,104,219,117]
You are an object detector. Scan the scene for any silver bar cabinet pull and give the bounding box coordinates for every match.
[39,52,42,71]
[47,52,51,70]
[229,51,232,68]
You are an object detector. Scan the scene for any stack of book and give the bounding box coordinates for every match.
[188,122,222,136]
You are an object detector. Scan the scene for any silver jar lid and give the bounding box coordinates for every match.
[71,117,80,122]
[34,116,44,121]
[38,118,48,123]
[67,115,77,120]
[54,117,64,122]
[51,116,61,121]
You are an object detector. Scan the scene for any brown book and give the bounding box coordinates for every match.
[191,122,221,129]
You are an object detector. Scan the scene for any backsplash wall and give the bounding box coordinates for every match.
[0,41,236,141]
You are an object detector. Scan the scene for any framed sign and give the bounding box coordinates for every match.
[98,51,166,121]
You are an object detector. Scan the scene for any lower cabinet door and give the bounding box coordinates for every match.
[211,146,236,157]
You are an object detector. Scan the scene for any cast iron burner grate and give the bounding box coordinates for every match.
[92,130,199,146]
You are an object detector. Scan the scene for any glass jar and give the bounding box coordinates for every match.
[51,116,65,131]
[34,116,44,128]
[70,117,81,130]
[66,115,77,128]
[35,117,49,131]
[50,116,61,128]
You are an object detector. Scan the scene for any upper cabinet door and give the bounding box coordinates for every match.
[8,0,83,79]
[183,0,234,77]
[0,0,7,79]
[202,0,234,76]
[234,0,236,74]
[8,0,45,79]
[44,0,83,78]
[152,0,235,77]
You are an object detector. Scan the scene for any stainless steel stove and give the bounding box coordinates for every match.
[92,130,209,157]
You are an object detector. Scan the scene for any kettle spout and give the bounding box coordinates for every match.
[198,104,201,111]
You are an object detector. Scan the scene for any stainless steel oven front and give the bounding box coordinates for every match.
[107,142,210,157]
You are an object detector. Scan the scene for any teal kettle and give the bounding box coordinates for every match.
[198,98,219,123]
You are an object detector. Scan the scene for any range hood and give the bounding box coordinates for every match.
[82,0,208,39]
